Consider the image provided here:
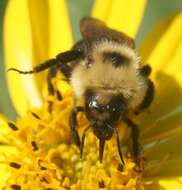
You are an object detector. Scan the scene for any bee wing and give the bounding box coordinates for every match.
[80,17,135,49]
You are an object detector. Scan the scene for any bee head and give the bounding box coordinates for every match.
[84,89,126,139]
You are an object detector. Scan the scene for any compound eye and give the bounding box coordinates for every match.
[108,96,126,121]
[106,104,118,113]
[89,99,99,109]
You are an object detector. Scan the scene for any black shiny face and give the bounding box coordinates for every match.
[85,90,126,140]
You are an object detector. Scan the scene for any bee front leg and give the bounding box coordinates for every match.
[123,118,140,163]
[69,106,84,147]
[47,66,58,95]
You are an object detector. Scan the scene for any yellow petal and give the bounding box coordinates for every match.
[42,0,73,97]
[159,177,182,190]
[4,0,43,115]
[139,13,182,136]
[0,163,10,189]
[139,13,182,76]
[0,114,11,144]
[141,107,182,143]
[27,1,49,92]
[91,0,112,21]
[48,0,73,57]
[0,145,18,189]
[92,0,147,37]
[139,13,182,179]
[143,134,182,177]
[0,145,18,159]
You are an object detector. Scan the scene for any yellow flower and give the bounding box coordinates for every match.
[0,0,182,189]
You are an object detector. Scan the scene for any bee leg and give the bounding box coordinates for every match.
[99,139,105,163]
[139,64,151,77]
[47,66,58,95]
[136,79,154,115]
[114,127,125,165]
[80,126,90,159]
[106,123,125,165]
[123,118,140,163]
[8,50,83,76]
[69,106,84,147]
[56,50,84,78]
[7,58,58,74]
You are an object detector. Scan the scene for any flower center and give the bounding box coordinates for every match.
[3,84,144,190]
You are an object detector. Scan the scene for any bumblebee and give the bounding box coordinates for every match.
[9,17,154,165]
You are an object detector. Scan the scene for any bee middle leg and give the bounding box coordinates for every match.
[135,79,154,115]
[69,106,84,147]
[123,118,140,162]
[139,64,151,77]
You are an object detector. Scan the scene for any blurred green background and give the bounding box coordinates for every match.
[0,0,182,120]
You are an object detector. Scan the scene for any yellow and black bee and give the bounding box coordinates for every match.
[9,17,154,165]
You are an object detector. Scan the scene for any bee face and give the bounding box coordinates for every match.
[84,89,126,139]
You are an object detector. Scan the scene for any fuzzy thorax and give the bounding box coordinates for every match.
[71,40,148,110]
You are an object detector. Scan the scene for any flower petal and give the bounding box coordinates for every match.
[4,1,73,115]
[48,0,73,57]
[0,114,11,144]
[0,145,18,189]
[92,0,147,37]
[91,0,112,21]
[139,13,182,74]
[139,13,182,139]
[27,1,49,92]
[42,0,73,96]
[138,13,182,180]
[4,0,43,115]
[0,164,9,189]
[143,134,182,177]
[158,177,182,190]
[141,107,182,143]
